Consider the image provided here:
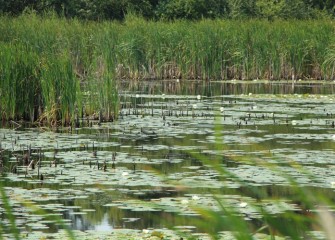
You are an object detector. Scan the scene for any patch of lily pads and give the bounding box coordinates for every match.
[103,193,300,220]
[0,128,120,152]
[22,228,299,240]
[167,169,241,189]
[1,84,335,239]
[225,164,335,188]
[6,163,170,188]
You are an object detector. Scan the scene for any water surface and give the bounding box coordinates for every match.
[1,80,334,239]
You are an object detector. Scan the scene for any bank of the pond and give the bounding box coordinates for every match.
[1,14,335,123]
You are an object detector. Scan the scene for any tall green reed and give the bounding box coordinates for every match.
[1,13,335,123]
[111,18,334,81]
[0,185,20,240]
[0,43,40,122]
[39,51,82,125]
[0,13,118,125]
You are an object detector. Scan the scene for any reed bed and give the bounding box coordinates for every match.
[1,13,335,123]
[0,14,118,125]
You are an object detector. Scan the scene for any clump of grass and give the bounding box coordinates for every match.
[0,43,83,126]
[39,51,82,126]
[0,43,40,122]
[322,45,335,79]
[0,13,118,125]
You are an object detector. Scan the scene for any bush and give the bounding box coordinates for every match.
[155,0,229,20]
[0,0,333,20]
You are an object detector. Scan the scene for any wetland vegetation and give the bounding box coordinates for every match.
[1,2,335,239]
[0,81,335,239]
[1,13,335,124]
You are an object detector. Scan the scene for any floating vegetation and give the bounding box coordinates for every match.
[0,82,335,239]
[103,194,299,219]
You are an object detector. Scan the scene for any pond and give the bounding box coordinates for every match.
[0,80,335,239]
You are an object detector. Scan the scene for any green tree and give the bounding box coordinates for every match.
[0,0,333,20]
[95,0,126,20]
[303,0,335,15]
[127,0,157,19]
[256,0,281,20]
[0,0,39,15]
[256,0,322,20]
[278,0,313,19]
[156,0,229,20]
[227,0,258,18]
[39,0,156,20]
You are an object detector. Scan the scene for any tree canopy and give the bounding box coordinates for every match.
[0,0,334,20]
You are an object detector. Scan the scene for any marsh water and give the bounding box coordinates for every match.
[1,80,335,239]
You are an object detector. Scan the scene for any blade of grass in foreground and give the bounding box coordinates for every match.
[182,112,334,239]
[21,201,76,240]
[0,181,76,240]
[0,184,20,240]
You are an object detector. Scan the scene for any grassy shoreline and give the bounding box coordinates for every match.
[1,13,335,123]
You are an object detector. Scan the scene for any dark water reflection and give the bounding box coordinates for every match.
[121,80,335,96]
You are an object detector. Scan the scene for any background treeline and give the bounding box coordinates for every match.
[0,0,334,20]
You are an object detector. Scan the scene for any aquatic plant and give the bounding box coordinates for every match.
[322,44,335,80]
[0,14,119,125]
[1,16,334,80]
[0,42,46,123]
[0,88,335,239]
[39,51,82,125]
[176,97,335,239]
[1,13,335,124]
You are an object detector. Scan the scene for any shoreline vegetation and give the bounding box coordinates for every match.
[1,13,335,124]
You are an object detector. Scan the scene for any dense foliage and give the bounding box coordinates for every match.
[0,0,334,20]
[0,14,119,125]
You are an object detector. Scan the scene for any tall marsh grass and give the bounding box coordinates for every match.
[0,14,118,125]
[1,13,335,123]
